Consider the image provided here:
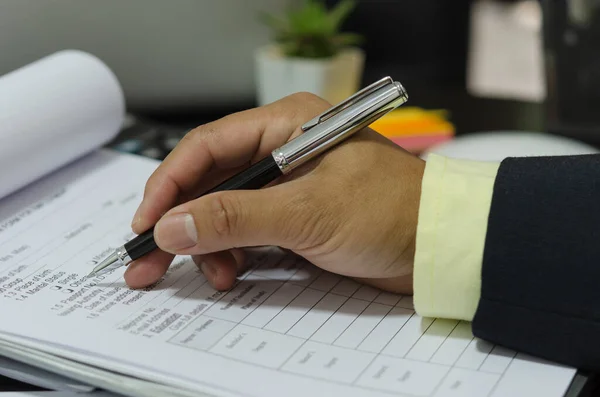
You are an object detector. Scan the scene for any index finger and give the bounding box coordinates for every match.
[131,92,330,234]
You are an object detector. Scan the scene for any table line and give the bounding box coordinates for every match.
[348,305,395,386]
[171,274,208,310]
[281,274,345,336]
[142,265,200,310]
[426,320,460,364]
[163,265,260,345]
[330,298,372,346]
[260,262,317,330]
[355,303,394,350]
[402,317,437,359]
[486,349,518,396]
[274,274,350,370]
[201,270,334,360]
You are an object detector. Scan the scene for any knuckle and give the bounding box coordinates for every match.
[271,92,328,119]
[269,99,300,124]
[289,91,319,102]
[290,91,331,108]
[179,127,199,146]
[181,124,219,147]
[210,193,241,237]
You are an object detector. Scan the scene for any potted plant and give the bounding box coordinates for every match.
[255,0,365,106]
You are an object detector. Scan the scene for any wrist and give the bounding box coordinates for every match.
[400,155,426,287]
[380,152,425,296]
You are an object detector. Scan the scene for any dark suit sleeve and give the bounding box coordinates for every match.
[471,154,600,372]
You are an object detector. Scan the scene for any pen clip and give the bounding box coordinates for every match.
[301,76,394,131]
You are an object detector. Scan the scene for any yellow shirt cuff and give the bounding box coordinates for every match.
[413,153,500,321]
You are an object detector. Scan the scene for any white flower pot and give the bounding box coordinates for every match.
[254,45,365,106]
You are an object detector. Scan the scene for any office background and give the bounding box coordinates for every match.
[3,0,587,140]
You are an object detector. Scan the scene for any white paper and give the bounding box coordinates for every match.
[0,354,94,393]
[0,150,578,397]
[0,50,125,201]
[0,339,211,397]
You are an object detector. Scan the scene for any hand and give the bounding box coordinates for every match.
[125,92,425,294]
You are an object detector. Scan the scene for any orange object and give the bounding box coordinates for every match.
[370,107,455,154]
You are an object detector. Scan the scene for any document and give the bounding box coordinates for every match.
[0,149,577,397]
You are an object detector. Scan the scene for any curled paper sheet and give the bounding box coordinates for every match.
[0,50,125,200]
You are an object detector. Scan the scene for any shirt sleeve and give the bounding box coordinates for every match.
[413,153,500,321]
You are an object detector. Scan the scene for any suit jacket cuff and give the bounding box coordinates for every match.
[413,154,499,320]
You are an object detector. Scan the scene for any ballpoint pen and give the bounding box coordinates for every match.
[87,76,408,277]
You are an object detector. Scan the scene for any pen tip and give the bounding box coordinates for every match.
[87,252,119,278]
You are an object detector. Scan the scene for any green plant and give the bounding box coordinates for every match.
[260,0,363,59]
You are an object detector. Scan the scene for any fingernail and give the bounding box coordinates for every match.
[155,213,197,251]
[200,261,216,282]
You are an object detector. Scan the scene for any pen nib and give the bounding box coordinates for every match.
[86,252,119,278]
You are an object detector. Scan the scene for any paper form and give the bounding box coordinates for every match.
[0,150,577,397]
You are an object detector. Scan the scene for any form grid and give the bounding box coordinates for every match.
[162,252,510,396]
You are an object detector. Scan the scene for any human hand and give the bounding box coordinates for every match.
[125,92,425,294]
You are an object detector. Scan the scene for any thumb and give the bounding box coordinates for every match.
[153,183,317,255]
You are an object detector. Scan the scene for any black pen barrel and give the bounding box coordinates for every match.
[124,155,283,261]
[125,227,158,259]
[203,154,283,194]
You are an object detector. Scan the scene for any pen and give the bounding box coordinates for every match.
[87,76,408,277]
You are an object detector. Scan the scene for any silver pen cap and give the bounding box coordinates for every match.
[272,76,408,174]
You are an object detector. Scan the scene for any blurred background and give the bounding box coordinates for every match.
[0,0,599,159]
